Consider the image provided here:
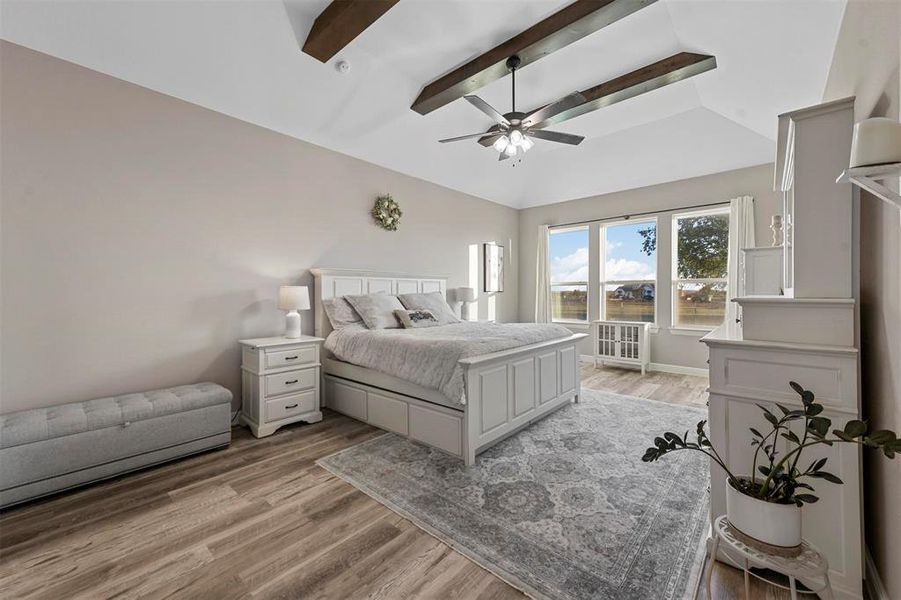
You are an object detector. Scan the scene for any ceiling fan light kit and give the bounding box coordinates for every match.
[439,55,586,163]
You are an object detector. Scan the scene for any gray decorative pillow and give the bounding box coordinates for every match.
[322,297,362,330]
[394,309,440,329]
[397,292,460,325]
[344,293,405,329]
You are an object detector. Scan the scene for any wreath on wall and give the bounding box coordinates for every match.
[372,194,402,231]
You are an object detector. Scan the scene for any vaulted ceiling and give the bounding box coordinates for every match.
[0,0,847,208]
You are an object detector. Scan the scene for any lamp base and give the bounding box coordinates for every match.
[284,310,301,338]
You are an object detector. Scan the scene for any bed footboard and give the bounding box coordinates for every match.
[460,333,586,466]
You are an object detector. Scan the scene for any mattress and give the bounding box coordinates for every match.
[324,321,572,404]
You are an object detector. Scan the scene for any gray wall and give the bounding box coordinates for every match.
[517,164,780,369]
[824,2,901,596]
[0,42,519,412]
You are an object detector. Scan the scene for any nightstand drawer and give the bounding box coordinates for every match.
[266,346,316,370]
[265,367,316,397]
[265,390,316,422]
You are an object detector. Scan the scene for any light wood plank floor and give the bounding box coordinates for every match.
[0,366,812,599]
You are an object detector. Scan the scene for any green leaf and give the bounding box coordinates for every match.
[749,427,763,439]
[794,493,819,505]
[801,390,815,405]
[809,471,843,485]
[775,403,792,416]
[844,420,867,438]
[642,448,658,462]
[832,429,854,442]
[781,430,801,445]
[812,457,827,472]
[806,403,824,417]
[758,465,771,476]
[789,381,804,395]
[809,417,831,437]
[867,430,896,445]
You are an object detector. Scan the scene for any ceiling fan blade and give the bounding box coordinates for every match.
[529,129,585,145]
[439,132,497,143]
[522,92,586,128]
[464,95,510,126]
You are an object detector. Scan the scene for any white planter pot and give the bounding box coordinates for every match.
[726,479,802,548]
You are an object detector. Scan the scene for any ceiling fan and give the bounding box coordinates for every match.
[439,55,586,161]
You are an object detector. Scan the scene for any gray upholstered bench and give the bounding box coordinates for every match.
[0,382,232,509]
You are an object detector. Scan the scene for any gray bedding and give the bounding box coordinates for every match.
[324,321,573,405]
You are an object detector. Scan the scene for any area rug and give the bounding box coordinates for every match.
[317,389,709,600]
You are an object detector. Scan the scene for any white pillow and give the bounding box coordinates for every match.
[322,297,362,330]
[344,293,405,329]
[394,309,440,329]
[398,292,460,325]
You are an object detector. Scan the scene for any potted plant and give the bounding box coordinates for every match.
[642,382,900,548]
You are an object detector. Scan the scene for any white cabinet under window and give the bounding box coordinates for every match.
[591,320,650,374]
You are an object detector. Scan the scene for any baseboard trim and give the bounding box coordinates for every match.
[581,355,708,377]
[865,547,890,600]
[649,362,708,377]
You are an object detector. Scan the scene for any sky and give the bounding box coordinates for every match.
[550,222,657,284]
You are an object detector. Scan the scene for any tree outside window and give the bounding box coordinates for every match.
[669,208,730,328]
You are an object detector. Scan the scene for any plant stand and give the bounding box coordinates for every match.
[709,515,833,600]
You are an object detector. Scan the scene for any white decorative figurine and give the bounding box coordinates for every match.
[771,215,783,247]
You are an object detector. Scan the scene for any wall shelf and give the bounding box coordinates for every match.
[836,162,901,210]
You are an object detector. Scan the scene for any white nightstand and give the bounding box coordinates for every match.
[239,336,324,437]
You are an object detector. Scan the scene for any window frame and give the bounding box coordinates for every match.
[599,217,658,325]
[670,206,730,331]
[548,225,590,324]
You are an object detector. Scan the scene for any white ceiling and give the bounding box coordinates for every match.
[0,0,847,208]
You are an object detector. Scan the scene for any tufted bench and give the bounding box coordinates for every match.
[0,382,232,508]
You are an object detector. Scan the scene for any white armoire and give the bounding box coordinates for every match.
[702,97,863,599]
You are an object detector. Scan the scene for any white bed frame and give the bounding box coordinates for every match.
[311,268,586,466]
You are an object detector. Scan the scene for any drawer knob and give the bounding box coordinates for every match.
[285,404,298,409]
[285,356,298,360]
[285,379,298,385]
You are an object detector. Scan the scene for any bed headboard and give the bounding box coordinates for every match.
[310,268,448,339]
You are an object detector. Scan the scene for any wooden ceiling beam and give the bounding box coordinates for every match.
[479,52,717,145]
[411,0,657,116]
[302,0,400,63]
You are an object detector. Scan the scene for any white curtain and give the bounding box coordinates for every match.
[535,224,552,323]
[726,195,756,325]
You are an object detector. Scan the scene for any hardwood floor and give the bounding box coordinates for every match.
[0,366,811,599]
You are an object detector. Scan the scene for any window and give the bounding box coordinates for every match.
[601,219,656,323]
[549,226,589,322]
[672,208,730,328]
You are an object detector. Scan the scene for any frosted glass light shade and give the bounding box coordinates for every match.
[277,286,310,311]
[457,287,476,302]
[850,117,901,167]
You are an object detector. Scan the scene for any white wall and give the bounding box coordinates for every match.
[518,165,781,370]
[0,42,519,412]
[823,1,901,597]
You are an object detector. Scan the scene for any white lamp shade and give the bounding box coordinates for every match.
[456,287,476,302]
[277,286,310,311]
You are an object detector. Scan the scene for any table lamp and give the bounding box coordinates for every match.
[278,286,310,338]
[457,287,476,320]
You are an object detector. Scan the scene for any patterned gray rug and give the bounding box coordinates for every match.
[317,389,709,600]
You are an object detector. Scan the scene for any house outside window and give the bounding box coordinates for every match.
[601,219,657,323]
[549,226,589,322]
[671,207,730,328]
